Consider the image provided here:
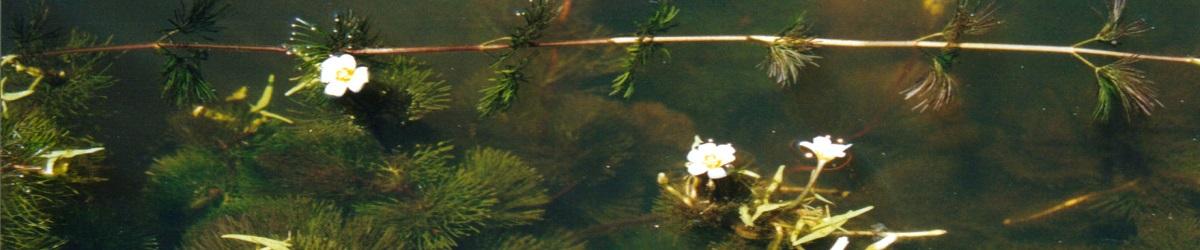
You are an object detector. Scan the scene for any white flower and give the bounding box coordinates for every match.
[798,135,852,164]
[829,236,850,250]
[319,54,369,97]
[686,137,736,179]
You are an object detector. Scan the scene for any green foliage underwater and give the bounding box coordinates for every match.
[4,0,1200,249]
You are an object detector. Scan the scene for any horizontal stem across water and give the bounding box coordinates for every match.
[38,35,1200,66]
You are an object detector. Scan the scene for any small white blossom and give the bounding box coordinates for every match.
[319,54,369,97]
[829,236,850,250]
[685,136,736,179]
[798,135,852,164]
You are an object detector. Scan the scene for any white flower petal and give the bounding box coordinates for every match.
[331,54,356,67]
[686,162,708,176]
[42,158,57,176]
[799,141,816,151]
[814,135,832,144]
[324,82,348,96]
[830,236,849,250]
[715,144,736,163]
[347,67,369,92]
[707,167,728,179]
[687,147,705,163]
[697,143,717,154]
[319,64,338,84]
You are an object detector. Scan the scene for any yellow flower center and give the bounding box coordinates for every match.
[335,67,354,82]
[704,154,721,168]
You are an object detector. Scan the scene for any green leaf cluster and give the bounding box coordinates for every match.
[377,56,452,121]
[0,13,115,247]
[477,0,560,117]
[161,51,218,106]
[162,0,230,40]
[610,0,679,98]
[477,64,527,117]
[4,27,116,120]
[357,147,549,249]
[762,14,821,86]
[181,197,407,249]
[253,118,384,202]
[1076,1,1160,122]
[903,0,998,112]
[155,0,232,106]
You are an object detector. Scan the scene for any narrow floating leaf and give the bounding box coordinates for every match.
[792,206,874,246]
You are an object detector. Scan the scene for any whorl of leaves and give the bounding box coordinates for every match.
[1,174,71,249]
[941,0,1002,44]
[610,0,679,98]
[477,64,528,117]
[375,141,455,194]
[359,147,547,249]
[376,56,451,121]
[285,11,380,98]
[35,30,117,117]
[902,53,959,112]
[8,2,60,55]
[477,0,560,117]
[506,0,560,51]
[1092,57,1161,121]
[1094,0,1150,44]
[356,174,495,249]
[160,51,218,106]
[458,147,549,227]
[162,0,230,41]
[2,110,67,162]
[761,14,820,86]
[181,197,407,249]
[145,147,229,211]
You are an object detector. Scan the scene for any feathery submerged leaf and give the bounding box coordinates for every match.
[760,15,820,86]
[610,0,679,98]
[902,55,959,112]
[1095,0,1151,44]
[1092,56,1161,121]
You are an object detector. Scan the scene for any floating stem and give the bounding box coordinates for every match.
[31,36,1200,66]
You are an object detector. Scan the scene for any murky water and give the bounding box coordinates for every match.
[4,0,1200,249]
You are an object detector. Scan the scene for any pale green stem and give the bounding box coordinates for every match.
[912,32,944,43]
[1071,38,1101,69]
[796,160,828,203]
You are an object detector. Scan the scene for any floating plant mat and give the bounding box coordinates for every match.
[3,0,1200,249]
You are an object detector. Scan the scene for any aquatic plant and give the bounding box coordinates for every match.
[357,146,550,249]
[7,0,1200,248]
[1,8,115,247]
[17,0,1195,122]
[181,197,407,249]
[654,135,945,249]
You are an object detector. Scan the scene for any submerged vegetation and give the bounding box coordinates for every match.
[3,0,1200,249]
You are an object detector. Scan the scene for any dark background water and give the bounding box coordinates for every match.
[5,0,1200,249]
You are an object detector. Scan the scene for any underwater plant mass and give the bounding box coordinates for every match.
[3,0,1200,249]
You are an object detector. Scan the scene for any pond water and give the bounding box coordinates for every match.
[3,0,1200,249]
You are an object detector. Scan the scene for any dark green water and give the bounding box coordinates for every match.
[4,0,1200,249]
